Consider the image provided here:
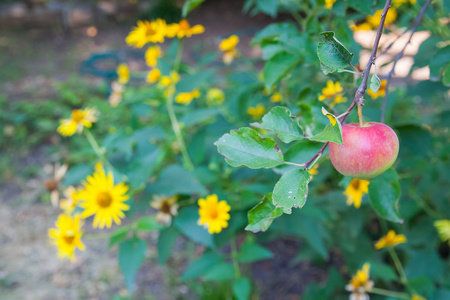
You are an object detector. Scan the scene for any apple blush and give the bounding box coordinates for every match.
[329,122,399,180]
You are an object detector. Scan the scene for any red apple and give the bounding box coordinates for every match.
[329,122,399,179]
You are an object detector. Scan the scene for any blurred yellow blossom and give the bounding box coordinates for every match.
[160,71,180,87]
[393,0,416,7]
[126,19,166,47]
[325,0,337,9]
[145,46,162,67]
[44,163,68,207]
[220,35,240,65]
[78,163,130,229]
[206,88,225,105]
[117,63,130,84]
[411,295,426,300]
[367,8,397,28]
[48,214,85,261]
[351,22,373,32]
[59,186,80,214]
[375,230,407,249]
[368,79,387,99]
[434,220,450,244]
[345,263,374,300]
[319,80,347,107]
[174,19,204,39]
[147,68,161,83]
[57,108,98,137]
[175,89,200,105]
[150,195,179,226]
[198,194,231,234]
[344,178,370,209]
[247,104,265,119]
[308,164,319,180]
[270,93,282,103]
[109,81,124,107]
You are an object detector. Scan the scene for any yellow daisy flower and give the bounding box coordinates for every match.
[345,263,374,300]
[48,214,85,261]
[206,88,225,106]
[146,68,161,84]
[343,178,370,209]
[59,186,80,214]
[325,0,337,9]
[145,46,162,67]
[351,22,373,32]
[78,163,130,229]
[368,79,387,99]
[375,230,407,249]
[57,108,98,137]
[411,294,426,300]
[150,195,179,226]
[175,89,200,105]
[308,164,319,180]
[367,8,397,28]
[319,80,347,107]
[159,71,180,87]
[126,19,166,48]
[434,220,450,244]
[198,194,231,234]
[270,93,282,103]
[117,63,130,85]
[247,104,265,119]
[219,35,239,52]
[174,19,204,39]
[393,0,416,7]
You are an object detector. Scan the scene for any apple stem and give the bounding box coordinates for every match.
[357,105,364,127]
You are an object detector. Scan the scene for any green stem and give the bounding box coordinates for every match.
[165,38,194,171]
[370,287,410,299]
[290,10,303,26]
[284,161,306,168]
[230,235,241,279]
[388,247,408,285]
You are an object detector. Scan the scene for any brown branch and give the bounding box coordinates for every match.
[381,0,432,123]
[304,0,392,170]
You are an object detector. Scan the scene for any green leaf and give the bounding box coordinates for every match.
[369,72,381,94]
[260,106,304,143]
[174,207,215,248]
[256,0,279,17]
[233,277,252,300]
[272,169,312,214]
[251,23,299,46]
[429,45,450,80]
[147,164,207,196]
[182,0,205,17]
[368,169,403,223]
[118,238,147,293]
[203,263,235,281]
[136,216,164,232]
[215,128,284,169]
[263,52,301,91]
[109,225,131,248]
[308,108,343,144]
[238,242,273,263]
[181,252,224,281]
[176,69,215,93]
[346,0,372,14]
[442,64,450,86]
[245,194,283,233]
[157,227,180,265]
[317,31,354,73]
[180,107,221,127]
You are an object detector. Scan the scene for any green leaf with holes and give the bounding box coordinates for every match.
[272,169,312,214]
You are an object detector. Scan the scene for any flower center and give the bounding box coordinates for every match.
[351,179,360,190]
[145,23,156,36]
[179,20,190,30]
[63,230,75,245]
[160,200,172,214]
[97,191,113,208]
[71,110,85,123]
[209,208,218,219]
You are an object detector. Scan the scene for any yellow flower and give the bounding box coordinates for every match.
[270,93,282,103]
[319,80,347,107]
[343,178,370,209]
[146,68,161,83]
[367,8,397,28]
[434,220,450,244]
[351,22,373,32]
[198,194,231,234]
[150,195,179,226]
[247,104,265,119]
[263,86,275,96]
[219,35,239,52]
[164,85,176,98]
[78,163,130,229]
[57,108,98,137]
[175,89,200,105]
[159,71,180,87]
[345,263,374,300]
[145,46,162,67]
[325,0,337,9]
[109,81,125,107]
[375,230,407,249]
[60,186,80,214]
[174,19,204,38]
[206,88,225,105]
[48,214,85,261]
[126,19,166,48]
[117,63,130,85]
[223,49,238,65]
[393,0,416,7]
[308,164,319,180]
[368,79,387,99]
[411,294,426,300]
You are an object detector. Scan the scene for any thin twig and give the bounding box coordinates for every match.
[381,0,432,123]
[304,0,392,169]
